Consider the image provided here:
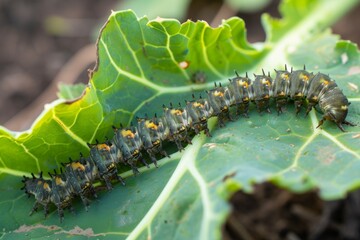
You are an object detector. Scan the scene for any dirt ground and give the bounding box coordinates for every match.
[1,1,360,239]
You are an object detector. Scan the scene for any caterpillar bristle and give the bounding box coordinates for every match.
[21,66,353,222]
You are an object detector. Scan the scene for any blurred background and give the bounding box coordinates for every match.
[0,0,359,131]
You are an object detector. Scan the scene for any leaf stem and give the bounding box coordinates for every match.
[126,118,217,240]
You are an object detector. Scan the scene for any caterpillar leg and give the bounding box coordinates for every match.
[305,102,317,116]
[57,206,65,223]
[79,195,90,211]
[44,203,49,218]
[342,120,356,127]
[174,138,184,151]
[29,201,40,216]
[237,102,250,118]
[140,158,149,168]
[294,99,304,115]
[116,175,126,186]
[217,112,227,127]
[316,112,355,132]
[128,162,140,175]
[146,149,159,168]
[102,175,113,190]
[275,98,288,115]
[90,185,98,198]
[161,150,170,158]
[203,128,212,137]
[255,99,271,114]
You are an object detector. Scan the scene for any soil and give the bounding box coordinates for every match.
[223,183,360,240]
[1,0,359,239]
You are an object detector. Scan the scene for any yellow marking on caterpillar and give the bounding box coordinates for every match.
[319,76,329,85]
[37,180,42,185]
[146,121,158,130]
[238,80,249,88]
[192,102,204,108]
[302,74,310,81]
[312,95,318,101]
[214,91,224,97]
[262,78,270,86]
[121,129,135,138]
[171,109,183,115]
[97,143,111,151]
[341,105,348,110]
[282,73,290,80]
[71,162,85,171]
[43,182,50,191]
[55,176,64,186]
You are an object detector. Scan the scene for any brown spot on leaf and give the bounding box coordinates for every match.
[352,133,360,139]
[14,224,61,233]
[316,146,336,165]
[55,226,105,237]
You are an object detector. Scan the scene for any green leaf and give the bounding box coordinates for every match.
[57,83,87,101]
[1,0,360,239]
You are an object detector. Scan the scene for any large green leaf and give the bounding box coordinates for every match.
[1,0,360,239]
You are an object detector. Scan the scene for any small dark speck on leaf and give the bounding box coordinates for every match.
[223,171,237,182]
[191,71,206,84]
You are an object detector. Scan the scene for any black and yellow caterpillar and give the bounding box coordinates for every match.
[21,66,355,222]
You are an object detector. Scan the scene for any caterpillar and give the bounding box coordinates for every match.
[21,66,355,222]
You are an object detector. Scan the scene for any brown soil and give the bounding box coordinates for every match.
[223,183,360,240]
